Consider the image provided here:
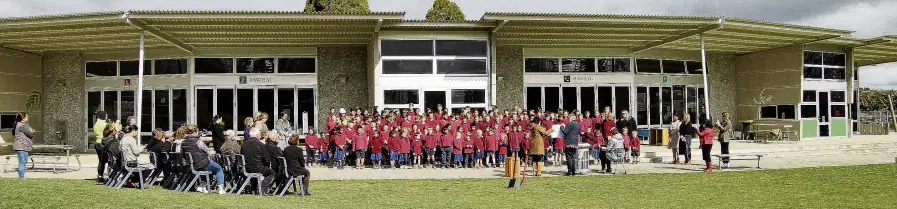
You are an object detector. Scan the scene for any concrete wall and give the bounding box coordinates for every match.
[734,45,803,136]
[708,53,738,128]
[495,46,523,110]
[0,48,43,146]
[317,47,368,127]
[41,52,87,149]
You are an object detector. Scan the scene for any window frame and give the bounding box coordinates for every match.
[383,89,421,105]
[380,39,489,76]
[803,50,846,81]
[776,104,797,120]
[276,57,317,74]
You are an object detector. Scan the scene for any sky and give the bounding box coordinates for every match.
[2,0,896,89]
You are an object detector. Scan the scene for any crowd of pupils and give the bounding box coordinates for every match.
[303,105,645,173]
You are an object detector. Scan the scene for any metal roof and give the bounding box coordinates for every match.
[0,10,895,66]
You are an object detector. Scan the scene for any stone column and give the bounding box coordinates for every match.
[41,52,87,150]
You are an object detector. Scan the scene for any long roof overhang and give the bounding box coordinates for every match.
[0,10,405,55]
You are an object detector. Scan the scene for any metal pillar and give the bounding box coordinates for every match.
[700,34,711,121]
[135,30,145,146]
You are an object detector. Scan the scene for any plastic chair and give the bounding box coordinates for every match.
[273,157,306,197]
[114,153,150,190]
[232,155,264,196]
[145,152,161,186]
[103,154,121,187]
[183,153,213,193]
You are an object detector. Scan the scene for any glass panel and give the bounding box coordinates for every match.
[803,67,823,79]
[237,89,254,131]
[381,40,433,56]
[596,87,613,115]
[544,87,560,113]
[580,87,595,114]
[197,89,214,130]
[819,92,829,122]
[662,87,672,124]
[613,58,631,72]
[524,58,559,73]
[803,90,816,102]
[686,61,703,74]
[672,85,685,118]
[435,40,487,57]
[830,91,846,103]
[823,53,846,67]
[760,106,777,119]
[636,87,648,125]
[424,91,446,113]
[103,91,119,121]
[155,90,170,130]
[662,60,686,74]
[777,105,796,119]
[451,89,486,104]
[824,68,845,80]
[258,88,276,129]
[615,86,630,119]
[526,87,542,111]
[636,59,661,73]
[119,60,151,76]
[172,89,187,129]
[277,88,295,130]
[804,51,822,65]
[384,90,419,105]
[277,58,315,73]
[649,87,660,125]
[0,115,15,129]
[236,58,274,73]
[86,61,117,77]
[851,103,857,120]
[561,58,596,73]
[801,105,817,118]
[562,87,577,111]
[437,59,487,74]
[141,90,152,131]
[383,60,433,74]
[120,91,135,124]
[195,58,233,74]
[686,87,697,124]
[87,92,102,131]
[831,105,846,118]
[698,88,707,124]
[217,89,234,130]
[154,59,188,75]
[297,89,315,129]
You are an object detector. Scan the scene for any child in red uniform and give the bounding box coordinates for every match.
[630,130,641,164]
[413,133,423,168]
[423,126,438,167]
[318,133,330,167]
[398,129,412,168]
[498,132,508,167]
[353,127,369,169]
[621,127,631,163]
[452,132,464,168]
[305,130,319,167]
[507,125,521,162]
[440,127,454,168]
[552,121,565,166]
[485,127,498,168]
[463,133,475,168]
[387,130,399,169]
[521,129,532,167]
[370,131,384,169]
[473,129,485,169]
[332,127,348,169]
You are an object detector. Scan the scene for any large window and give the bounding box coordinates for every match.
[86,61,117,77]
[636,87,648,125]
[451,89,486,104]
[597,58,630,72]
[561,58,596,73]
[436,40,487,57]
[801,105,817,118]
[759,106,777,119]
[636,59,661,74]
[383,60,433,74]
[662,60,686,74]
[236,58,274,73]
[381,40,487,75]
[277,58,315,73]
[384,90,419,105]
[686,61,703,74]
[803,90,817,102]
[777,105,796,119]
[437,59,487,74]
[0,114,16,130]
[804,51,846,80]
[154,59,188,75]
[119,60,151,76]
[381,40,433,56]
[525,58,559,73]
[195,58,234,74]
[831,105,846,118]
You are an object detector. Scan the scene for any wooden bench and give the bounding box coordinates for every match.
[712,153,765,170]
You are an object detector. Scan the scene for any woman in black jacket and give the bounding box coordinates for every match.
[209,115,226,154]
[283,134,311,196]
[181,124,226,194]
[678,114,695,165]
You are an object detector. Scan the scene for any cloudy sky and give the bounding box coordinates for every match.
[2,0,896,89]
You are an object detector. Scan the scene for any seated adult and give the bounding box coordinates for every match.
[283,134,312,196]
[146,129,167,157]
[120,125,148,185]
[97,124,118,182]
[240,128,275,194]
[219,130,241,156]
[265,132,283,170]
[181,124,226,194]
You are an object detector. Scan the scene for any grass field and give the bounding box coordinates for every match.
[2,164,896,208]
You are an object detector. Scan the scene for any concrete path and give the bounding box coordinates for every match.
[3,134,895,180]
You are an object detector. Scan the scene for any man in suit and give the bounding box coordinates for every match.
[561,115,581,176]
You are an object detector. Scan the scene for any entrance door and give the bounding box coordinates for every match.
[424,91,446,113]
[818,91,830,137]
[596,86,613,115]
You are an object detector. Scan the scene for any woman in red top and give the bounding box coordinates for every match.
[304,130,319,167]
[369,131,384,169]
[698,121,716,172]
[602,114,617,140]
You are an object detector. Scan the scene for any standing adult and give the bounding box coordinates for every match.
[716,112,734,168]
[668,115,682,164]
[92,111,109,182]
[528,118,552,176]
[679,114,695,165]
[561,115,581,176]
[616,110,637,137]
[209,115,226,154]
[13,113,35,179]
[243,117,254,142]
[275,112,293,149]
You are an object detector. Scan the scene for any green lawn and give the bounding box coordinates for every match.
[2,164,896,208]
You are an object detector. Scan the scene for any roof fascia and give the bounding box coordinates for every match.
[127,11,404,21]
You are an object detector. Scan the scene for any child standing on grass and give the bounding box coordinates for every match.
[424,126,438,168]
[332,127,348,169]
[305,130,319,167]
[630,130,641,164]
[485,127,498,168]
[498,130,508,167]
[354,127,369,169]
[319,133,330,167]
[440,127,454,168]
[463,133,475,168]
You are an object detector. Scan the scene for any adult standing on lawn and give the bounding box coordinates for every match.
[528,117,552,176]
[92,111,109,181]
[716,112,734,167]
[668,115,682,164]
[13,113,35,179]
[679,114,695,165]
[562,115,580,176]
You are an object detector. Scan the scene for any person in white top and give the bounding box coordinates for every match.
[668,115,682,164]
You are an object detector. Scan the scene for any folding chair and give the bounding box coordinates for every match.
[114,153,151,190]
[219,155,236,191]
[274,157,307,197]
[145,152,161,186]
[232,155,264,196]
[103,154,121,187]
[183,153,213,193]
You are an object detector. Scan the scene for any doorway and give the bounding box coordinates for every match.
[818,91,830,137]
[196,85,316,134]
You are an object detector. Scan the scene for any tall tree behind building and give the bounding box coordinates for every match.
[304,0,371,13]
[426,0,465,20]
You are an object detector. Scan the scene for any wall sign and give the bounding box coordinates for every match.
[238,76,273,84]
[124,79,131,86]
[562,75,595,83]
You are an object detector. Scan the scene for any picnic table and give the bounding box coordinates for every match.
[3,144,81,173]
[712,153,765,170]
[746,123,784,143]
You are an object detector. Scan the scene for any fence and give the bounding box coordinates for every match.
[859,111,896,135]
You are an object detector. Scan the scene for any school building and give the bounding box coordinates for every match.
[1,10,896,151]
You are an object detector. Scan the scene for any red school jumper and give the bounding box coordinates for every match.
[305,135,319,150]
[413,138,423,154]
[485,133,498,151]
[399,136,411,154]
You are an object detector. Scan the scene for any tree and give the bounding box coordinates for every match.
[426,0,465,21]
[304,0,370,13]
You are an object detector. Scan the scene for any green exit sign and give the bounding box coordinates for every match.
[663,75,669,84]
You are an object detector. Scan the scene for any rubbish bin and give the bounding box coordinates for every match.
[741,120,754,140]
[575,143,590,174]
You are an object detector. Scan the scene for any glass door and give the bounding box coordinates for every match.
[596,86,613,116]
[818,91,830,137]
[257,87,276,129]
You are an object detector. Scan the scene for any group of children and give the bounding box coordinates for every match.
[300,105,645,170]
